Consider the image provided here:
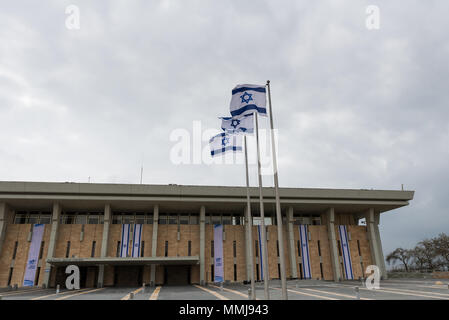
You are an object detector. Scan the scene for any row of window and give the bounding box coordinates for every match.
[13,212,321,226]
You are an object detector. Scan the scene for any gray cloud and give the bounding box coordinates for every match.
[0,0,448,256]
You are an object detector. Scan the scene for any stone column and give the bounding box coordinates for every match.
[97,204,111,288]
[150,205,159,286]
[326,207,341,282]
[0,203,11,256]
[199,205,206,285]
[366,208,387,279]
[287,206,298,279]
[42,203,61,288]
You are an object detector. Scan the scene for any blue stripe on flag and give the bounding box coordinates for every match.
[210,146,242,156]
[230,104,267,117]
[232,87,266,95]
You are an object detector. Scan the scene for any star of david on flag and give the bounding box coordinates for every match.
[220,113,254,134]
[209,132,242,157]
[230,84,267,118]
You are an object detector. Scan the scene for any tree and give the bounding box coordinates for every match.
[386,248,412,272]
[432,233,449,270]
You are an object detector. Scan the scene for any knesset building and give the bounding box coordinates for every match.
[0,181,414,288]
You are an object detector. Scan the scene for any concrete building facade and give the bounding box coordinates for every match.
[0,181,414,288]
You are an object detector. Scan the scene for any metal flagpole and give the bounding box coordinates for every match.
[255,112,270,300]
[244,135,256,300]
[266,80,288,300]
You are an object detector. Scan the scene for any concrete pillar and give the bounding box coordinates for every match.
[366,208,387,279]
[199,205,206,285]
[287,207,298,279]
[42,203,61,288]
[150,205,159,286]
[97,204,111,288]
[0,203,11,256]
[326,208,341,282]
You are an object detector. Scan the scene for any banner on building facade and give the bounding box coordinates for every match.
[338,225,354,280]
[23,224,45,287]
[299,224,312,279]
[120,224,130,257]
[131,224,143,258]
[214,224,224,282]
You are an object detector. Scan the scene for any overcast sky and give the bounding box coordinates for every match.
[1,1,448,258]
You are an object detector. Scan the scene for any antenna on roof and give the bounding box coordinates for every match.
[401,184,404,191]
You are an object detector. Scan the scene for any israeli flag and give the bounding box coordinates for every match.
[209,132,242,157]
[220,114,254,134]
[230,84,267,117]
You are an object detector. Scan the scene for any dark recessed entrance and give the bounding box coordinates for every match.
[113,266,143,287]
[54,266,97,288]
[164,266,190,285]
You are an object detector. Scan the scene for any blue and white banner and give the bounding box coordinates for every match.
[299,225,312,279]
[23,224,45,286]
[257,225,264,280]
[214,224,224,282]
[230,84,267,118]
[209,132,242,157]
[220,114,254,134]
[131,224,143,258]
[120,224,130,257]
[338,225,354,280]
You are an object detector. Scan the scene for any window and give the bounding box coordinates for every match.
[337,240,342,256]
[140,241,145,257]
[7,268,13,286]
[66,241,71,258]
[211,216,221,225]
[222,215,231,225]
[357,240,361,256]
[28,215,38,224]
[35,267,41,285]
[312,217,321,225]
[297,240,301,257]
[12,241,18,259]
[211,241,214,257]
[179,215,189,225]
[188,241,192,256]
[159,215,167,225]
[317,240,321,256]
[168,214,178,225]
[276,241,280,257]
[255,241,259,257]
[39,214,51,224]
[256,264,260,281]
[234,264,237,281]
[112,215,122,224]
[65,214,75,224]
[76,215,87,225]
[361,262,365,277]
[165,241,168,257]
[116,241,121,257]
[39,241,45,259]
[233,241,237,258]
[189,215,199,225]
[14,213,27,224]
[232,216,242,225]
[87,215,99,224]
[205,216,211,224]
[123,215,134,224]
[91,241,96,257]
[135,213,145,224]
[299,263,303,279]
[146,215,153,224]
[211,265,214,282]
[278,264,281,279]
[320,263,324,279]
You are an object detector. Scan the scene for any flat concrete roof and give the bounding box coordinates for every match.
[46,256,200,266]
[0,181,414,214]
